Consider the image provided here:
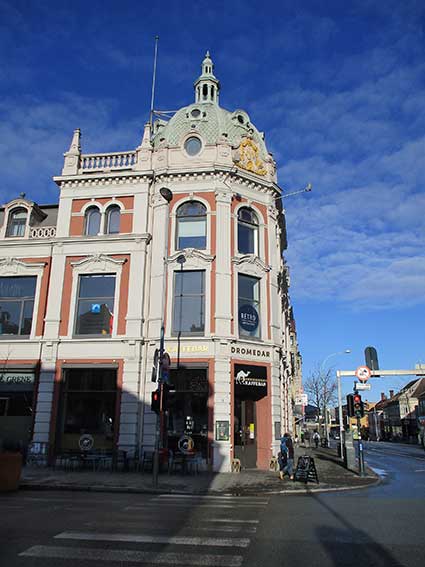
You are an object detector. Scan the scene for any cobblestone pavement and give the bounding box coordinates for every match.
[19,446,379,495]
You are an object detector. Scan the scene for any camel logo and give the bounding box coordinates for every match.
[234,364,267,389]
[235,369,251,385]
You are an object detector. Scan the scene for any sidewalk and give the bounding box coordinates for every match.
[19,446,379,495]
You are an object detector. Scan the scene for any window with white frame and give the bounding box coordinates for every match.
[237,207,259,255]
[6,208,28,238]
[84,207,101,236]
[176,201,207,250]
[75,274,115,336]
[238,273,261,338]
[105,205,120,234]
[0,276,36,336]
[172,270,205,335]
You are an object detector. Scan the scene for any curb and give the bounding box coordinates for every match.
[18,474,380,496]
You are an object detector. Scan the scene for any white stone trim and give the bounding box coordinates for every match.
[0,201,32,239]
[67,254,126,338]
[233,202,266,259]
[233,265,268,342]
[169,195,212,256]
[165,249,214,338]
[0,257,46,339]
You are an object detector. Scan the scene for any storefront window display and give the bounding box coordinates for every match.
[166,368,209,459]
[59,368,117,451]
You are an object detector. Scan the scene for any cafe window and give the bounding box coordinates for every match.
[84,206,101,236]
[238,273,261,338]
[6,208,28,238]
[0,392,33,416]
[167,367,208,460]
[237,207,259,255]
[60,368,117,450]
[176,201,207,250]
[172,270,205,336]
[0,276,36,337]
[74,274,115,336]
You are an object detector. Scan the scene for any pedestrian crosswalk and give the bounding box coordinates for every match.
[19,494,268,566]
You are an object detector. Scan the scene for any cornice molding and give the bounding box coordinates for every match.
[232,254,271,273]
[71,254,127,270]
[0,257,46,274]
[167,248,215,265]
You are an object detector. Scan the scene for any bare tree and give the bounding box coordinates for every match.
[303,364,338,442]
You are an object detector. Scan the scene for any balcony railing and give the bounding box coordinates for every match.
[81,151,136,172]
[30,226,57,239]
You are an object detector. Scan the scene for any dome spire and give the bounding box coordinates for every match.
[194,51,220,104]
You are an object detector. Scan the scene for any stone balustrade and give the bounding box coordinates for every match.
[30,226,57,239]
[81,151,136,171]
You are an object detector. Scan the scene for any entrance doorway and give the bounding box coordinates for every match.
[233,363,268,469]
[234,398,257,468]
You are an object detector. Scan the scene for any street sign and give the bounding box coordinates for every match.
[355,382,371,391]
[355,365,371,382]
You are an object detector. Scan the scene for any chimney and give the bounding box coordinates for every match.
[389,390,394,398]
[380,392,386,401]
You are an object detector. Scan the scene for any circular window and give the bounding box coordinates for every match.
[191,108,201,118]
[184,136,202,156]
[237,114,245,124]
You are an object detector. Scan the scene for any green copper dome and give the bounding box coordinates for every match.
[152,53,269,160]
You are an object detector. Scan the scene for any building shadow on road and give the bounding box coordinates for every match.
[311,493,403,567]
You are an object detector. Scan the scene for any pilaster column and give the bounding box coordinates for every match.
[43,245,66,340]
[146,192,170,340]
[267,205,281,344]
[214,190,232,336]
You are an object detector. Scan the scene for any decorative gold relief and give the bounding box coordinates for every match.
[235,138,267,176]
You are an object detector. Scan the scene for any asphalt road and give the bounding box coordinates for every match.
[1,442,424,567]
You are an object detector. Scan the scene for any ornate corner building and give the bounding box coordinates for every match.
[0,53,302,471]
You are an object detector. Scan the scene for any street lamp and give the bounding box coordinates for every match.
[152,186,173,487]
[320,350,351,446]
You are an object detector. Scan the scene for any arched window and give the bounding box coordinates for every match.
[6,208,27,237]
[105,205,120,234]
[84,207,101,236]
[237,207,259,254]
[176,201,207,250]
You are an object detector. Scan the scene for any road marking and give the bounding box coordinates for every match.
[19,545,243,566]
[125,502,265,510]
[201,519,259,524]
[55,531,250,548]
[82,521,257,534]
[369,467,387,477]
[157,494,268,503]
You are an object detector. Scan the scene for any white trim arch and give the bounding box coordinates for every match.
[233,202,266,260]
[170,195,212,255]
[1,200,32,239]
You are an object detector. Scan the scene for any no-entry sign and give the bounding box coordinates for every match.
[355,365,371,382]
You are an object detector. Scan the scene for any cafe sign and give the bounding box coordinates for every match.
[0,372,35,391]
[234,364,267,391]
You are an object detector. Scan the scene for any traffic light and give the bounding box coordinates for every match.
[347,394,355,417]
[161,383,176,412]
[365,346,380,376]
[353,393,364,418]
[151,389,160,414]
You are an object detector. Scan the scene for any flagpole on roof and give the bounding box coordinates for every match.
[149,35,159,130]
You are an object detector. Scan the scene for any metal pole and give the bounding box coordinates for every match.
[149,35,159,129]
[337,371,344,460]
[357,414,365,476]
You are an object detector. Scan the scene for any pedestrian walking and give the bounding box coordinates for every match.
[278,433,294,480]
[313,431,320,449]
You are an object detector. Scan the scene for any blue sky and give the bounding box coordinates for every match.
[1,0,424,401]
